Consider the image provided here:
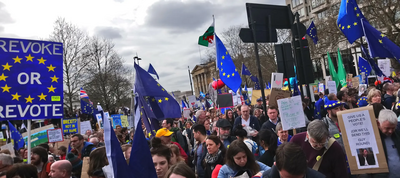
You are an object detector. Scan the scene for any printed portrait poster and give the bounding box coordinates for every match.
[337,106,388,174]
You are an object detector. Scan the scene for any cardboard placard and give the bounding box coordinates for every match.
[55,138,70,150]
[47,128,64,143]
[337,107,388,174]
[0,143,15,157]
[80,121,92,135]
[327,81,337,94]
[22,124,54,148]
[250,89,271,105]
[269,88,291,107]
[352,77,360,88]
[111,114,122,129]
[96,114,103,129]
[81,157,90,178]
[277,96,306,130]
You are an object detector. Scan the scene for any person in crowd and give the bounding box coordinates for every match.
[155,128,188,162]
[31,147,52,178]
[373,109,400,177]
[204,119,211,135]
[120,127,129,143]
[66,153,82,178]
[48,155,55,163]
[151,137,172,178]
[115,125,122,134]
[193,124,207,178]
[121,144,132,163]
[368,89,382,105]
[165,162,196,178]
[254,108,268,126]
[225,109,235,128]
[382,83,396,109]
[85,130,92,138]
[96,132,105,146]
[89,137,100,147]
[57,146,67,160]
[167,144,185,165]
[262,142,325,178]
[195,110,207,125]
[233,105,260,136]
[233,105,242,119]
[69,134,96,159]
[337,91,348,108]
[117,134,126,145]
[275,122,292,146]
[303,97,314,121]
[217,140,270,178]
[215,119,236,148]
[322,100,345,150]
[233,125,257,154]
[347,88,359,109]
[182,120,194,151]
[87,147,108,178]
[261,106,280,132]
[202,135,225,178]
[6,163,38,178]
[327,93,337,101]
[0,153,13,174]
[290,120,348,178]
[49,160,72,178]
[257,129,277,167]
[314,92,325,119]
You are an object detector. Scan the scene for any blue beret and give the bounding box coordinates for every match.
[357,97,368,107]
[324,100,344,110]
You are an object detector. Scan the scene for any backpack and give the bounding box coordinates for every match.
[244,140,257,154]
[82,144,95,157]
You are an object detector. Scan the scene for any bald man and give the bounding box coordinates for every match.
[49,160,72,178]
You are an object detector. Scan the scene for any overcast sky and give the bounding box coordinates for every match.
[0,0,284,92]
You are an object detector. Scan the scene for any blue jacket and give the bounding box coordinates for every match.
[217,161,270,178]
[68,141,96,158]
[233,115,261,131]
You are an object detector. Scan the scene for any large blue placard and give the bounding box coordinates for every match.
[0,38,63,120]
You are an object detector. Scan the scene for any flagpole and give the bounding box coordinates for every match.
[27,119,31,164]
[188,66,194,95]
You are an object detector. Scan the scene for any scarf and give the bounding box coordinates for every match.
[205,149,221,164]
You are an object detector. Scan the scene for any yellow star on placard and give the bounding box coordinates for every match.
[11,92,21,101]
[165,97,169,101]
[2,63,12,71]
[38,93,47,101]
[38,57,46,64]
[0,73,7,81]
[47,64,56,72]
[158,99,162,103]
[13,56,22,63]
[48,85,56,93]
[26,54,34,62]
[50,75,59,82]
[1,84,11,92]
[25,95,34,103]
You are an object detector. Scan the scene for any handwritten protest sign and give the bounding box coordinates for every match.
[121,115,129,127]
[62,118,78,134]
[47,128,64,143]
[277,96,306,130]
[337,107,388,174]
[269,88,291,107]
[327,81,337,94]
[80,121,92,135]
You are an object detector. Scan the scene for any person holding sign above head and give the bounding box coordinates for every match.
[290,120,348,178]
[322,100,345,150]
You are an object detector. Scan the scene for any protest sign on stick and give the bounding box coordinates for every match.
[327,81,337,94]
[269,88,291,107]
[80,121,92,135]
[47,128,64,143]
[277,96,306,131]
[337,106,388,174]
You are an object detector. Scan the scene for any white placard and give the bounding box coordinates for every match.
[271,73,284,89]
[327,81,337,94]
[183,109,191,119]
[0,144,15,157]
[277,95,306,130]
[319,83,324,93]
[309,84,316,103]
[341,109,380,169]
[96,114,103,129]
[47,129,64,143]
[378,59,391,77]
[187,95,196,108]
[80,121,92,135]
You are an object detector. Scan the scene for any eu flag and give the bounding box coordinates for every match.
[337,0,366,44]
[216,34,242,93]
[134,63,181,119]
[243,63,261,90]
[361,45,385,77]
[361,19,400,62]
[306,21,318,44]
[148,63,159,80]
[243,85,251,105]
[8,121,24,150]
[137,95,160,139]
[241,63,252,76]
[358,56,371,84]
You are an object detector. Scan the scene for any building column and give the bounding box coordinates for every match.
[321,56,327,79]
[204,73,208,92]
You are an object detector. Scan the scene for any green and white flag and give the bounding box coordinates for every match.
[198,20,214,47]
[337,48,347,88]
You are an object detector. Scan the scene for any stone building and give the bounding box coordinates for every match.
[191,60,219,96]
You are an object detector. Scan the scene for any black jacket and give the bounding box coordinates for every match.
[262,165,326,178]
[233,115,261,131]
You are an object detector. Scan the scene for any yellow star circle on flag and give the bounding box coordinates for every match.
[47,85,56,93]
[50,75,59,82]
[38,57,46,65]
[38,93,47,101]
[26,54,34,62]
[2,63,12,71]
[13,56,23,63]
[0,73,7,81]
[25,95,34,103]
[47,64,56,72]
[1,84,11,93]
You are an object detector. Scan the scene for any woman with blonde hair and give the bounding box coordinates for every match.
[367,89,382,105]
[167,144,185,165]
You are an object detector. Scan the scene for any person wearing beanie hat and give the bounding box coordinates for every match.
[322,100,345,150]
[357,97,369,107]
[31,146,52,178]
[66,153,82,178]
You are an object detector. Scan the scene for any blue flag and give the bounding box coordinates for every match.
[358,56,372,84]
[361,19,400,62]
[200,91,206,98]
[129,101,158,178]
[148,63,159,80]
[337,0,366,44]
[138,96,159,138]
[306,21,318,44]
[243,85,251,105]
[134,63,181,119]
[216,34,242,93]
[241,63,252,76]
[81,99,95,115]
[181,100,187,108]
[292,66,301,96]
[360,45,385,77]
[8,121,24,150]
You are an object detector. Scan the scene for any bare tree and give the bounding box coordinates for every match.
[49,18,90,115]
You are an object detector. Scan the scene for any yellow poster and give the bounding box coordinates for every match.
[121,115,129,127]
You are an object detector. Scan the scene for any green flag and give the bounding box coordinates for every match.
[327,52,338,87]
[337,48,347,88]
[198,21,214,47]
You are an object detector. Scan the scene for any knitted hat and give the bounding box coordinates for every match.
[357,97,368,107]
[66,153,82,170]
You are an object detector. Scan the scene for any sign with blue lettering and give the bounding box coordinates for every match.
[0,38,63,120]
[62,118,78,134]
